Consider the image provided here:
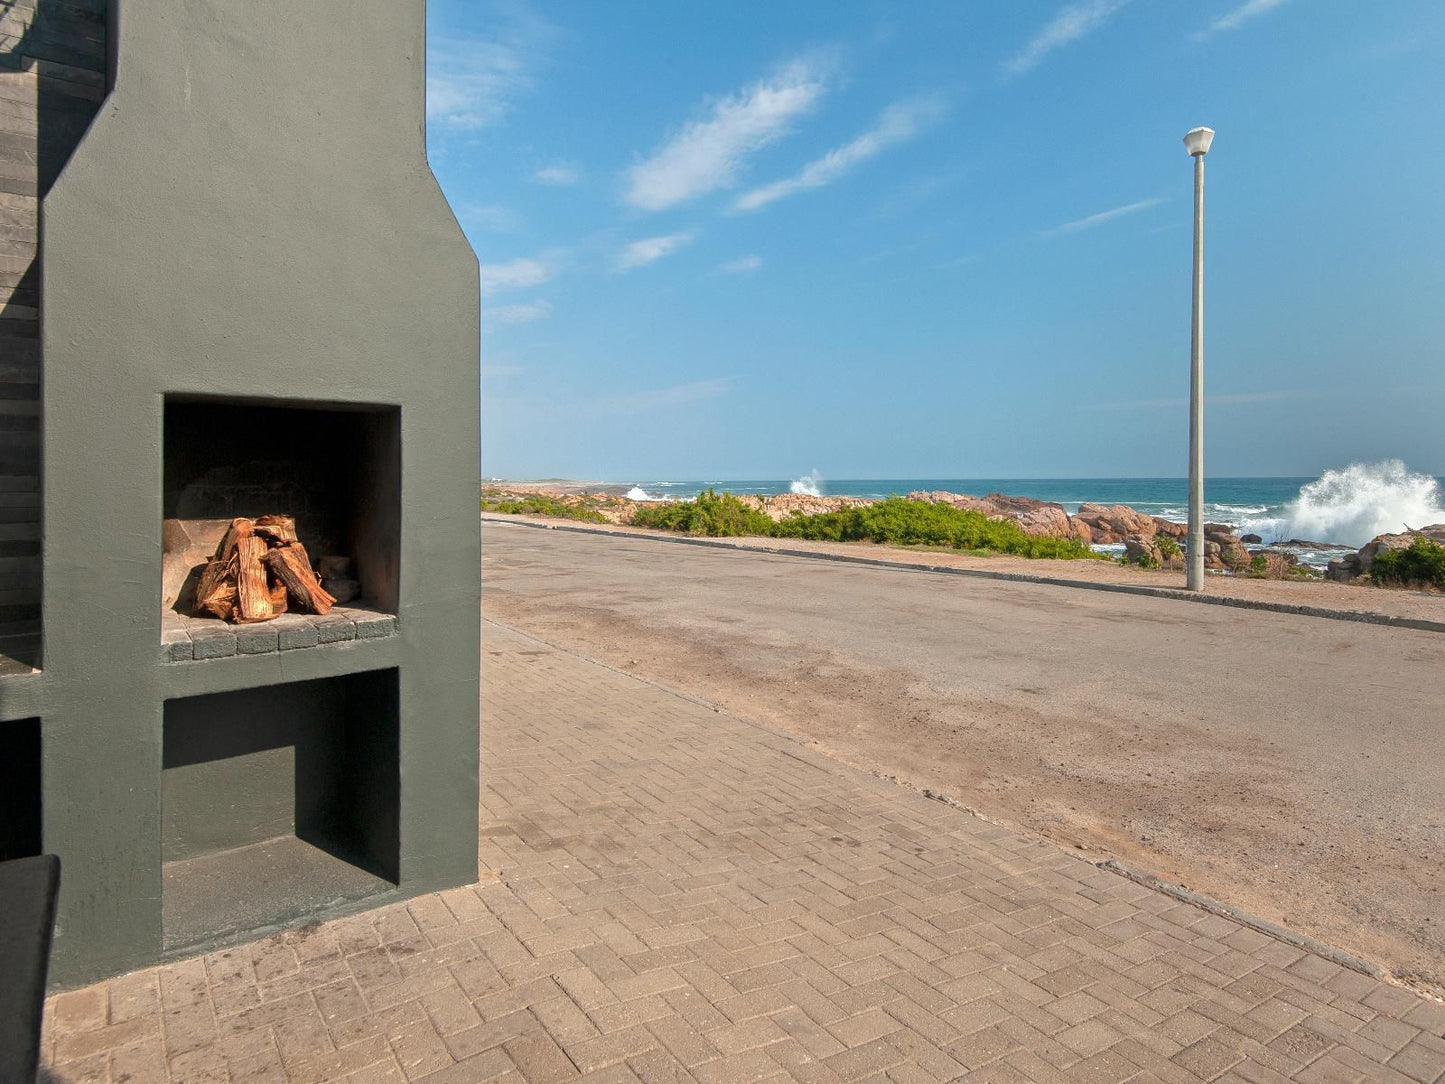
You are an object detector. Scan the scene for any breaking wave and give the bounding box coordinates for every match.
[790,470,823,497]
[625,486,664,502]
[1239,461,1445,547]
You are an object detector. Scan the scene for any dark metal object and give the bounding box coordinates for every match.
[0,855,60,1084]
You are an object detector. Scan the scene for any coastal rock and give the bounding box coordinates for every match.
[907,491,1186,545]
[996,501,1074,539]
[907,489,973,505]
[1327,553,1363,582]
[1123,536,1162,566]
[1353,525,1445,573]
[738,493,872,522]
[1075,503,1157,543]
[1240,533,1263,544]
[905,491,1064,532]
[1199,526,1248,570]
[906,491,997,515]
[1356,532,1414,574]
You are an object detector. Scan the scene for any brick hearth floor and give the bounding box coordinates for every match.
[41,621,1445,1082]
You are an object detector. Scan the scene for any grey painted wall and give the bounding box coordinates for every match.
[26,0,480,985]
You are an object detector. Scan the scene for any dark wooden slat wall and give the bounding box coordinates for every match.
[0,0,105,638]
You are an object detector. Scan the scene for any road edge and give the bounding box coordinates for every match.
[1095,859,1391,981]
[482,514,1445,635]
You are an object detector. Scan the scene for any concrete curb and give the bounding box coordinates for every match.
[482,514,1445,635]
[1096,859,1391,982]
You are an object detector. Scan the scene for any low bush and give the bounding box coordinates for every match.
[1120,547,1158,569]
[1155,534,1182,561]
[1248,552,1293,579]
[771,497,1099,559]
[508,488,1103,560]
[1371,536,1445,589]
[481,490,607,524]
[629,488,775,536]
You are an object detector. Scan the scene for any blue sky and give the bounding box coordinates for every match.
[427,1,1445,480]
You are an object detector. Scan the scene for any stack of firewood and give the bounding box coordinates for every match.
[192,515,336,623]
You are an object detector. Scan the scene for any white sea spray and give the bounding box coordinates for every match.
[789,470,823,497]
[1239,461,1445,547]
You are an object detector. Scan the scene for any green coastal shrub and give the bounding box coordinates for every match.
[481,490,608,524]
[1371,536,1445,589]
[1155,534,1182,561]
[629,488,775,536]
[770,497,1098,559]
[520,489,1100,560]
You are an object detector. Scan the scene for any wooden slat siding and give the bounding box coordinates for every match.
[0,0,106,637]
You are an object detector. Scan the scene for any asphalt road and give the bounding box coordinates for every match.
[481,520,1445,993]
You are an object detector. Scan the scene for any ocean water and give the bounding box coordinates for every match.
[616,461,1445,556]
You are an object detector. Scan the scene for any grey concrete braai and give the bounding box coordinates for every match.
[0,0,481,986]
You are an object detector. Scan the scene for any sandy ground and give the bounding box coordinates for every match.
[482,517,1445,997]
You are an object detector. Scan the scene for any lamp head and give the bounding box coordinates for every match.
[1183,127,1215,157]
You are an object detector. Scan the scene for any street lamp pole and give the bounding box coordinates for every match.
[1183,126,1214,591]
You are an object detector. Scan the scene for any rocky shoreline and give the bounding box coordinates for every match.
[483,482,1444,585]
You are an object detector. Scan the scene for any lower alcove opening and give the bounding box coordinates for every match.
[161,669,399,953]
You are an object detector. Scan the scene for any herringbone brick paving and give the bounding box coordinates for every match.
[40,621,1445,1082]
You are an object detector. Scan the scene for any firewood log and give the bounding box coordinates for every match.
[269,580,288,615]
[253,514,298,545]
[196,554,237,614]
[209,517,253,562]
[195,518,253,605]
[234,536,274,622]
[264,542,336,615]
[199,580,236,621]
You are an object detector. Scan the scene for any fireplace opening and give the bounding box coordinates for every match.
[161,669,399,952]
[162,397,399,654]
[0,718,42,862]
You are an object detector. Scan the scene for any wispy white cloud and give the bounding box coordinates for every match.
[427,5,556,131]
[735,97,945,213]
[592,378,732,413]
[615,232,695,272]
[488,300,552,325]
[479,256,553,292]
[869,167,970,221]
[718,255,764,274]
[624,57,831,211]
[534,163,579,185]
[1195,0,1292,39]
[1003,0,1130,77]
[1040,197,1164,237]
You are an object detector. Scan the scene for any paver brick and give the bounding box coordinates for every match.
[40,624,1444,1082]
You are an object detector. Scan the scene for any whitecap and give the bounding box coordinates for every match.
[790,470,823,497]
[1237,460,1444,547]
